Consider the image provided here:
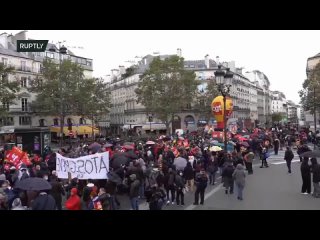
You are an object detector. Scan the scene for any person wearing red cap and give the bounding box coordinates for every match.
[65,188,81,210]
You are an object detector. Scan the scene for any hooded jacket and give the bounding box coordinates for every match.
[65,188,81,210]
[232,164,246,187]
[31,192,56,210]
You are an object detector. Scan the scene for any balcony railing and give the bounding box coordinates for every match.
[7,107,33,113]
[15,66,32,72]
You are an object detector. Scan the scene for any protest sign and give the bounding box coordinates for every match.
[56,152,109,180]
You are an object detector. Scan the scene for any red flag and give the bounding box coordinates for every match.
[21,153,32,166]
[5,147,31,169]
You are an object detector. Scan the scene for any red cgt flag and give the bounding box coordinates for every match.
[5,147,31,169]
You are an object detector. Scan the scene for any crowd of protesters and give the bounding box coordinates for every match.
[1,124,320,210]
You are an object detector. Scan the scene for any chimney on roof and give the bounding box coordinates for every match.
[177,48,182,57]
[14,30,28,41]
[119,65,125,75]
[0,32,8,49]
[205,54,210,69]
[111,69,119,75]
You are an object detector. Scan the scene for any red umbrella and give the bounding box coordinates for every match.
[123,145,134,150]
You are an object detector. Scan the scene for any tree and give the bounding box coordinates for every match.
[121,66,137,79]
[271,113,283,123]
[299,62,320,114]
[29,59,110,143]
[75,77,110,138]
[0,63,20,118]
[135,56,199,134]
[194,79,220,121]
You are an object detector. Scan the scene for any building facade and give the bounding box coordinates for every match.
[271,91,287,114]
[0,31,95,139]
[108,52,276,134]
[287,100,298,124]
[244,70,272,127]
[0,32,41,129]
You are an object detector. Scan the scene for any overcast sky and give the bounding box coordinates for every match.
[3,30,320,104]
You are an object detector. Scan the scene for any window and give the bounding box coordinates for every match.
[0,117,14,126]
[190,64,195,68]
[186,103,191,109]
[39,119,45,127]
[21,61,26,71]
[21,77,27,87]
[53,118,59,125]
[46,52,54,59]
[1,57,8,66]
[21,98,28,112]
[2,101,9,111]
[67,118,73,125]
[19,116,31,125]
[79,118,86,124]
[37,78,43,88]
[2,73,8,83]
[87,60,92,66]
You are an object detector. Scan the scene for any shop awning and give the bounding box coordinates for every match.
[142,124,167,130]
[50,125,99,135]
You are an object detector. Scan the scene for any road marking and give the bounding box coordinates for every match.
[183,162,272,210]
[272,159,300,165]
[185,183,223,210]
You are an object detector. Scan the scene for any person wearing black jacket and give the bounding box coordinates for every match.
[284,147,294,174]
[98,187,111,210]
[175,171,186,206]
[183,162,194,192]
[301,159,311,194]
[164,168,176,205]
[193,169,208,205]
[310,158,320,198]
[149,185,166,210]
[31,191,56,210]
[222,162,235,194]
[273,138,280,155]
[49,175,65,210]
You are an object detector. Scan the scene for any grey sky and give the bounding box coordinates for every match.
[3,30,320,104]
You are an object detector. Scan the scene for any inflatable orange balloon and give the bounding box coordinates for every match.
[211,96,233,129]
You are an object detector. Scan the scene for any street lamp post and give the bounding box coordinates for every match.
[214,65,233,153]
[49,43,67,147]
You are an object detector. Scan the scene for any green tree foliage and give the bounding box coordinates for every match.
[0,63,20,117]
[135,56,199,133]
[75,77,110,119]
[299,61,320,113]
[194,80,220,121]
[29,59,110,126]
[271,112,283,123]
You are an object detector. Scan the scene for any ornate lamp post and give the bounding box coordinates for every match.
[214,65,233,152]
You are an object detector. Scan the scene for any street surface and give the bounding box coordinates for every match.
[129,148,320,210]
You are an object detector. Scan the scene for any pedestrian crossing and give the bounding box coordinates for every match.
[266,150,301,165]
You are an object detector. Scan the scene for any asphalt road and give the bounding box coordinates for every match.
[126,148,320,210]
